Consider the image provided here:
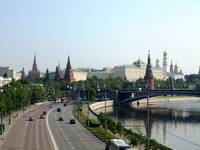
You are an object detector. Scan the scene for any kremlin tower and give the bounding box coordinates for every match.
[64,56,74,83]
[144,51,154,90]
[28,54,40,80]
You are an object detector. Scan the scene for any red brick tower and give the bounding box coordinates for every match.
[144,51,154,90]
[28,54,40,80]
[64,56,74,83]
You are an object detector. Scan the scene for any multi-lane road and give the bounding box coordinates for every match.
[0,101,105,150]
[48,102,104,150]
[1,103,54,150]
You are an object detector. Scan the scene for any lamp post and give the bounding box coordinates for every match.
[87,89,90,126]
[21,86,25,113]
[0,89,3,135]
[97,87,100,101]
[14,88,18,117]
[8,84,11,125]
[104,85,107,147]
[115,90,118,123]
[146,84,150,150]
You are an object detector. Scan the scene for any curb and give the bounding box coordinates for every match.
[72,107,106,143]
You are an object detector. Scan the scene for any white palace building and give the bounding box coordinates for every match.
[87,51,184,82]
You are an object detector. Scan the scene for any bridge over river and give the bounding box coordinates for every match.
[109,89,200,105]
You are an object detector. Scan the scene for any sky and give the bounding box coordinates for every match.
[0,0,200,74]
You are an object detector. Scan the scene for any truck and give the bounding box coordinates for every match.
[106,139,131,150]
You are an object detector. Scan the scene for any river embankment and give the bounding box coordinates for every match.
[132,96,200,108]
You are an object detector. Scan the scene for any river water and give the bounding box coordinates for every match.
[96,100,200,150]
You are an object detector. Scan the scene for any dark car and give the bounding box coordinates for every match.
[63,103,67,107]
[40,114,45,119]
[28,117,33,121]
[70,119,76,124]
[58,117,64,121]
[43,111,47,115]
[57,108,61,112]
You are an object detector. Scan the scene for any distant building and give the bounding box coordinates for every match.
[0,76,12,87]
[28,55,40,80]
[168,61,184,79]
[0,66,20,80]
[88,58,165,82]
[87,67,112,79]
[87,51,184,82]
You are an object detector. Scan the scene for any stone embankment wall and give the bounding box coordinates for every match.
[89,100,113,115]
[132,96,200,108]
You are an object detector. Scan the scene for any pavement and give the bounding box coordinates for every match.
[0,103,54,150]
[48,102,105,150]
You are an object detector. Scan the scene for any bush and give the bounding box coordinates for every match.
[86,119,101,127]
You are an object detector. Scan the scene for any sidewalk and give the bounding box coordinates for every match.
[0,104,40,147]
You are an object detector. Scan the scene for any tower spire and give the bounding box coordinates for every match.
[144,51,154,90]
[21,67,26,80]
[170,60,174,75]
[64,56,74,83]
[28,53,40,80]
[32,53,38,72]
[163,50,167,72]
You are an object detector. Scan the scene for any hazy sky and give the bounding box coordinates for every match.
[0,0,200,74]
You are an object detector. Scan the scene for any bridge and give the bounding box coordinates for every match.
[110,89,200,104]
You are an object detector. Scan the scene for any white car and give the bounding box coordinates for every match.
[56,99,61,103]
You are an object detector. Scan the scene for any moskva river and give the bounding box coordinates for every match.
[97,99,200,150]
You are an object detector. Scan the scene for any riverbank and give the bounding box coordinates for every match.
[132,96,200,108]
[89,101,171,150]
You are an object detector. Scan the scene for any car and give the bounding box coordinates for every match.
[58,117,64,121]
[43,111,47,115]
[50,105,54,108]
[28,117,33,121]
[57,108,61,112]
[40,114,45,119]
[70,119,76,124]
[56,99,61,103]
[63,103,67,107]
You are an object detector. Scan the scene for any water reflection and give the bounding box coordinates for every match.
[105,100,200,150]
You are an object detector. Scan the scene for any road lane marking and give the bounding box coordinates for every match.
[20,121,29,150]
[36,115,40,150]
[47,108,59,150]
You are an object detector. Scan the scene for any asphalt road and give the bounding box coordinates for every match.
[1,103,54,150]
[48,102,105,150]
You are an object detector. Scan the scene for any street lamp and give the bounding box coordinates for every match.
[0,89,3,135]
[146,84,150,150]
[104,85,108,148]
[14,88,18,117]
[97,88,100,101]
[86,89,90,126]
[8,84,11,125]
[21,86,25,113]
[115,90,118,123]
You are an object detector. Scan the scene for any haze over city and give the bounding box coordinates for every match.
[1,0,200,74]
